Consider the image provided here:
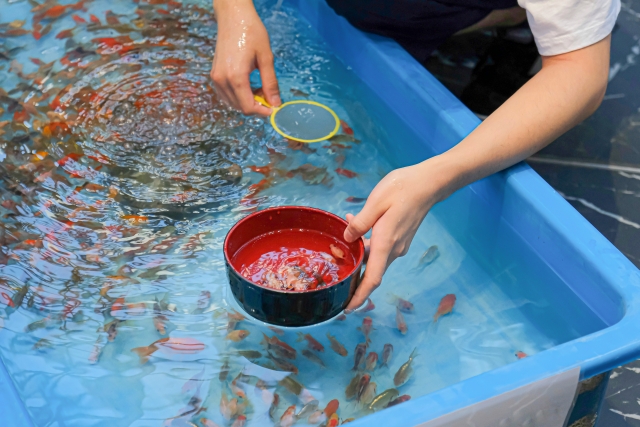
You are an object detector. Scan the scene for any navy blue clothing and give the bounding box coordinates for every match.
[325,0,519,63]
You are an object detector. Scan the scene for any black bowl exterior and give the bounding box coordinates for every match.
[227,261,361,327]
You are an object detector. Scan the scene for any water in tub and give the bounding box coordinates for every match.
[0,0,600,425]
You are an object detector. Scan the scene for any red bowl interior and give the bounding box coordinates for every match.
[224,206,365,292]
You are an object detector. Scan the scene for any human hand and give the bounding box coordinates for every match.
[211,0,281,116]
[343,160,453,313]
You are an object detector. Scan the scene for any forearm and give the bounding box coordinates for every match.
[427,35,610,202]
[213,0,255,15]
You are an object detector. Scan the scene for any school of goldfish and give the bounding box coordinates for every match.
[0,0,532,425]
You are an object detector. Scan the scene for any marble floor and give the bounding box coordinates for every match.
[423,1,640,425]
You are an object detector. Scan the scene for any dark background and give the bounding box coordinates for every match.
[422,1,640,425]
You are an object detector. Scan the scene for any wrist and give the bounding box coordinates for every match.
[416,153,468,205]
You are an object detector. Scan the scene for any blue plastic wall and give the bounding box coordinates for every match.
[1,1,639,426]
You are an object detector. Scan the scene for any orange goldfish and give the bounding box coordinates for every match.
[121,214,148,224]
[396,308,407,335]
[329,243,344,260]
[323,399,339,417]
[72,14,86,24]
[388,294,414,313]
[226,330,250,342]
[200,418,221,427]
[357,317,374,343]
[296,332,324,352]
[515,351,528,359]
[279,405,297,427]
[326,332,348,356]
[356,374,371,403]
[131,337,204,363]
[56,29,74,39]
[365,352,378,371]
[434,294,456,322]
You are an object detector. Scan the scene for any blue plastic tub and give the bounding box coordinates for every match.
[1,0,640,426]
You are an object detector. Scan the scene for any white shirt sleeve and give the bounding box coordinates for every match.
[517,0,621,56]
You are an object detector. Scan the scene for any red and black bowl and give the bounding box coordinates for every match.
[224,206,365,327]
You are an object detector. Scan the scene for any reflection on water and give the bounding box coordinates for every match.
[0,0,587,426]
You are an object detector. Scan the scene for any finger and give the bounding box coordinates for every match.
[343,200,386,243]
[257,51,281,107]
[234,76,273,116]
[363,237,371,263]
[345,240,390,312]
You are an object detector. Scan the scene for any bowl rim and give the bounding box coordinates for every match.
[223,205,365,294]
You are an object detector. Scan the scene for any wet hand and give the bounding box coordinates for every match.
[343,161,450,313]
[211,0,281,116]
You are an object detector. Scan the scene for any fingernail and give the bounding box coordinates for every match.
[344,309,353,315]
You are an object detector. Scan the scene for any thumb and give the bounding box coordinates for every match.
[344,202,385,243]
[257,51,281,108]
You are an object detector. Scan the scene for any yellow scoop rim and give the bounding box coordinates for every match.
[254,94,340,143]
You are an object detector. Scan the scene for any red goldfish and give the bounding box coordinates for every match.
[516,351,528,359]
[323,399,339,417]
[261,333,296,359]
[396,308,407,334]
[365,352,378,371]
[335,168,357,178]
[296,332,324,352]
[279,405,297,427]
[352,343,367,371]
[388,394,411,407]
[131,337,205,363]
[326,413,340,427]
[388,294,414,313]
[434,294,456,322]
[340,120,354,135]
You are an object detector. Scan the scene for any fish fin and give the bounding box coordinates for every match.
[131,346,150,364]
[295,332,305,342]
[433,313,439,323]
[409,347,418,360]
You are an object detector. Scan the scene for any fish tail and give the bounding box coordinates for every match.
[295,332,305,342]
[409,347,418,360]
[261,332,270,346]
[433,313,439,323]
[385,293,398,306]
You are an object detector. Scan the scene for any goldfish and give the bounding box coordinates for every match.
[387,294,414,313]
[329,134,360,144]
[368,388,399,411]
[56,29,74,39]
[105,10,120,25]
[360,382,377,406]
[352,343,367,371]
[365,352,378,371]
[195,290,211,311]
[268,325,284,335]
[220,392,233,420]
[297,399,319,419]
[227,309,245,331]
[387,395,411,407]
[226,329,250,342]
[269,392,280,420]
[290,88,310,98]
[418,245,439,267]
[381,344,393,367]
[267,351,299,374]
[278,376,304,397]
[236,350,262,360]
[345,373,363,401]
[342,418,355,424]
[2,292,15,308]
[339,120,354,135]
[89,14,101,24]
[72,14,86,24]
[335,314,347,321]
[104,319,120,342]
[131,337,205,363]
[335,168,357,178]
[393,348,417,387]
[345,196,366,203]
[396,308,408,335]
[219,357,230,382]
[33,338,53,351]
[326,413,340,427]
[330,244,344,260]
[231,373,248,398]
[434,294,456,322]
[323,399,339,418]
[153,298,168,335]
[516,351,528,359]
[279,405,297,427]
[356,374,371,403]
[121,214,148,224]
[357,317,374,343]
[302,348,325,368]
[84,183,105,192]
[261,333,296,359]
[296,332,324,352]
[326,332,348,356]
